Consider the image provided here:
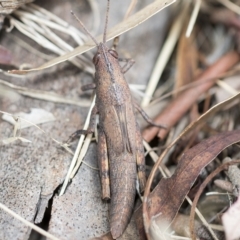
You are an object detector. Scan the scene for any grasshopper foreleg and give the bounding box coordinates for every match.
[134,102,167,129]
[97,127,110,200]
[67,105,98,143]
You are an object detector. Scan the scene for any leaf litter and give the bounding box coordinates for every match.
[1,0,240,239]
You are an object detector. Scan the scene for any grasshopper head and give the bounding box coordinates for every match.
[93,43,118,68]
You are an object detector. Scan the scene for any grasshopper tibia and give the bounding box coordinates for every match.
[67,106,98,143]
[134,102,167,129]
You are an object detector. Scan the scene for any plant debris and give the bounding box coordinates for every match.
[1,0,240,239]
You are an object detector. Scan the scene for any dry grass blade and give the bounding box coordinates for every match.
[0,79,90,107]
[185,0,201,37]
[216,79,238,95]
[59,95,96,196]
[124,0,137,19]
[70,133,94,179]
[27,3,87,43]
[0,202,61,240]
[141,1,189,107]
[7,3,94,74]
[167,235,191,240]
[216,0,240,15]
[10,0,176,74]
[9,33,53,60]
[143,140,167,177]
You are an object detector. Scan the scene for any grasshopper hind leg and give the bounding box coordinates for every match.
[97,127,110,200]
[135,123,146,193]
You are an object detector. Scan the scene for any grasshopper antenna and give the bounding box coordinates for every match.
[103,0,110,43]
[71,10,99,46]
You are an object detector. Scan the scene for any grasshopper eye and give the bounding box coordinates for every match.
[109,50,118,59]
[93,54,100,65]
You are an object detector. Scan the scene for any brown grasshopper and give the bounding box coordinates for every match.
[71,1,165,238]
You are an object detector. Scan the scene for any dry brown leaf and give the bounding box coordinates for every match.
[175,23,197,95]
[10,0,176,74]
[147,130,240,231]
[136,130,240,239]
[137,92,240,239]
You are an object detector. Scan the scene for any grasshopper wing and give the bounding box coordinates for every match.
[102,104,132,156]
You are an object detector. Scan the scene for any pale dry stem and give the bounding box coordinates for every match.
[141,1,189,107]
[0,79,91,107]
[216,0,240,15]
[185,0,201,37]
[59,95,96,196]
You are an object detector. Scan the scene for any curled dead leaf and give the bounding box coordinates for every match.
[137,130,240,239]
